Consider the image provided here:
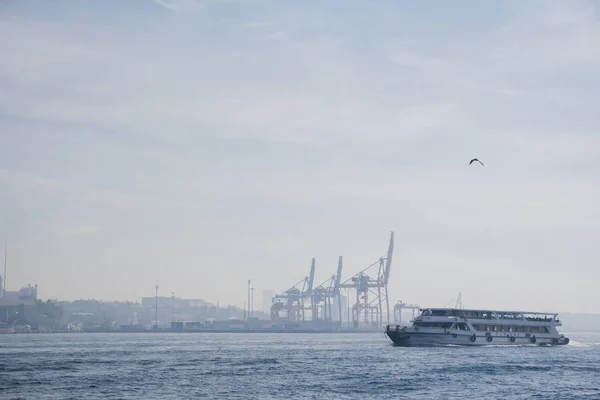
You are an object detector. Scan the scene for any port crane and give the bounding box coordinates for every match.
[310,256,343,322]
[271,258,315,321]
[339,232,394,329]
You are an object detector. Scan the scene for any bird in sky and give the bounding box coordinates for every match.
[469,158,484,166]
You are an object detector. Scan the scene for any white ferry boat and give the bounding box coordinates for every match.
[385,308,570,347]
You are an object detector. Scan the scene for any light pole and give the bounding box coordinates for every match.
[3,241,7,300]
[172,292,175,325]
[247,280,251,321]
[251,287,255,318]
[155,285,159,330]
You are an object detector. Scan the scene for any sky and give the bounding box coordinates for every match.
[0,0,599,313]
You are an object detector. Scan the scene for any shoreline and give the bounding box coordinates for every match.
[1,328,383,335]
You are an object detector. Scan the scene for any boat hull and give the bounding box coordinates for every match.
[386,330,569,347]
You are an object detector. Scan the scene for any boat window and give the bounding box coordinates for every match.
[456,323,470,331]
[516,326,526,333]
[414,321,453,328]
[543,327,550,333]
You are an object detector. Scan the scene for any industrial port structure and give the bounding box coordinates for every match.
[269,231,406,330]
[2,231,425,334]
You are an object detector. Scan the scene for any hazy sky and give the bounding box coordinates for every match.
[1,0,599,313]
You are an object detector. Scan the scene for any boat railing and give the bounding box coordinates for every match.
[525,317,554,322]
[385,325,407,333]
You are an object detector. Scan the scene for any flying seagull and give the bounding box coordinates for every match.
[469,158,484,166]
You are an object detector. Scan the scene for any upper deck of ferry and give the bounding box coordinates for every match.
[418,308,560,323]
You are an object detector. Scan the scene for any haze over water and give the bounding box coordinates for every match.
[2,1,600,398]
[1,0,600,313]
[1,332,599,399]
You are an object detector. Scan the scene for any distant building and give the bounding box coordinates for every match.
[141,296,211,309]
[4,284,38,301]
[262,290,275,313]
[0,297,62,328]
[187,299,210,308]
[141,296,171,308]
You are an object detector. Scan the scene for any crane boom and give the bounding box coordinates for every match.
[334,256,343,294]
[383,231,394,285]
[306,258,315,294]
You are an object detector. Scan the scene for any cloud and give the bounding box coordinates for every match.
[0,169,135,207]
[154,0,238,11]
[1,0,599,311]
[2,0,597,149]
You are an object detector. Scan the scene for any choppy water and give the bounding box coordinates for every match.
[1,332,599,399]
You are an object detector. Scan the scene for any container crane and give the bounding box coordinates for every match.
[339,232,394,329]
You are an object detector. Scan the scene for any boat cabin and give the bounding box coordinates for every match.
[418,308,560,323]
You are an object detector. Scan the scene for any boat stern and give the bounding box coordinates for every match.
[385,325,413,346]
[555,335,570,345]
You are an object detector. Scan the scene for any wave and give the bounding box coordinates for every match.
[565,340,600,347]
[432,363,554,375]
[231,358,280,366]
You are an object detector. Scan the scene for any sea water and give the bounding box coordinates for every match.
[1,332,598,399]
